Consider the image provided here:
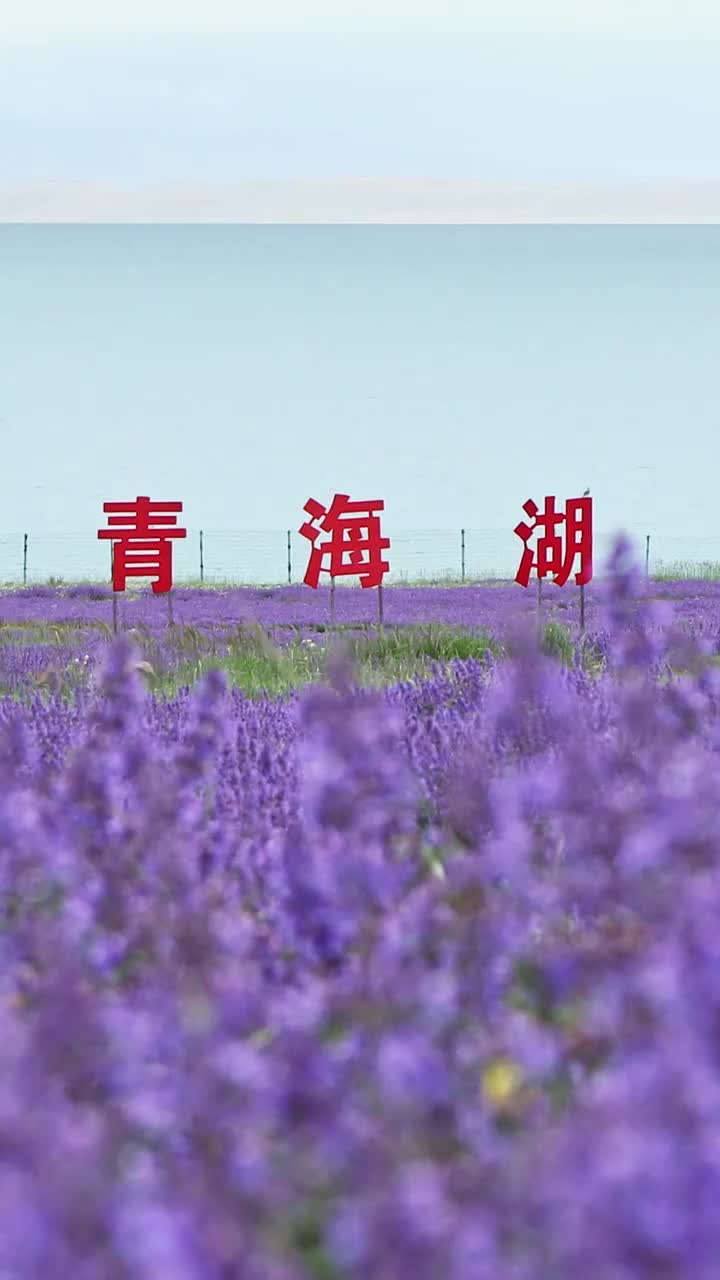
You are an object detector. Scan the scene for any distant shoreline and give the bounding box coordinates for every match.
[2,179,720,223]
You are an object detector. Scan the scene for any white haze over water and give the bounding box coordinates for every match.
[1,224,719,583]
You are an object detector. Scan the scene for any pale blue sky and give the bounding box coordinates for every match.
[1,11,719,186]
[3,0,720,40]
[2,6,719,581]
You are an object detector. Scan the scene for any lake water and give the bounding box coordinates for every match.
[1,224,719,583]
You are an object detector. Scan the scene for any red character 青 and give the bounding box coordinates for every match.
[514,495,593,587]
[299,493,390,588]
[98,496,187,594]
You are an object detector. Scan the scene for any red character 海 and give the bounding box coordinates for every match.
[299,493,390,588]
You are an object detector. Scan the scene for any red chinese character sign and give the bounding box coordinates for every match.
[299,493,390,623]
[514,495,593,587]
[514,494,592,633]
[98,496,187,594]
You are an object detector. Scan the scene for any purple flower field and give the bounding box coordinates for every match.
[5,580,538,634]
[2,544,720,1276]
[6,572,720,636]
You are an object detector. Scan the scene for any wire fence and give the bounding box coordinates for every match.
[0,528,719,587]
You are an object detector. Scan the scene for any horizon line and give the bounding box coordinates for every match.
[3,179,720,223]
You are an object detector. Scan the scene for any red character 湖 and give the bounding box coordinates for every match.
[514,495,593,587]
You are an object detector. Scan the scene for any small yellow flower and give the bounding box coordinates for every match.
[247,1026,275,1049]
[482,1056,524,1107]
